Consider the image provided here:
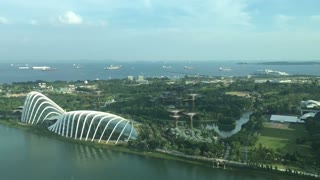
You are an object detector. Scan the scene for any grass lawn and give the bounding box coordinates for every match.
[256,122,311,154]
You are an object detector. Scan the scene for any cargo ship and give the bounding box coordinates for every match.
[254,69,289,76]
[104,65,122,70]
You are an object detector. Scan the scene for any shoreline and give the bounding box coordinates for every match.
[0,120,209,166]
[0,120,318,179]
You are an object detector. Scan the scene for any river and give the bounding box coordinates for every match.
[0,124,298,180]
[206,112,253,138]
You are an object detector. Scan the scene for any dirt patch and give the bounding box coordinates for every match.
[264,122,290,129]
[225,91,251,98]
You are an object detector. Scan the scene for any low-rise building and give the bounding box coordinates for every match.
[128,76,134,81]
[270,115,305,123]
[300,100,320,115]
[136,75,149,84]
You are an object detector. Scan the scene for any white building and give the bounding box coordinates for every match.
[136,75,149,84]
[138,75,144,81]
[38,83,46,88]
[301,100,320,109]
[300,112,316,120]
[300,100,320,116]
[128,76,134,81]
[270,115,305,123]
[21,91,138,144]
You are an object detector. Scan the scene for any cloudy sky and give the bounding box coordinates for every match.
[0,0,320,62]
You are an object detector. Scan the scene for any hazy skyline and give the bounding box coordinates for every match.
[1,0,320,62]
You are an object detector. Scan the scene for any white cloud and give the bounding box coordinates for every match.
[274,14,295,28]
[29,19,39,25]
[58,11,83,25]
[0,17,8,24]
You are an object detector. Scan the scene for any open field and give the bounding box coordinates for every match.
[256,122,311,154]
[225,91,251,98]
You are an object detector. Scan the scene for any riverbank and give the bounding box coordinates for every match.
[0,120,318,179]
[0,120,210,167]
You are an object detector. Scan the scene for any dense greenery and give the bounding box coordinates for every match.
[1,75,320,175]
[305,114,320,169]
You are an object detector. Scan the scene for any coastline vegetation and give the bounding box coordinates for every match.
[1,75,320,178]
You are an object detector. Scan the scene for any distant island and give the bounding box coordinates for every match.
[237,61,320,65]
[258,61,320,65]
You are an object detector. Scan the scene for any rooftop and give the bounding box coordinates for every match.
[270,115,305,124]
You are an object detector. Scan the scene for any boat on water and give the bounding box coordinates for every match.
[219,67,232,71]
[254,69,289,76]
[31,66,55,71]
[18,66,30,70]
[162,65,172,69]
[184,66,193,70]
[42,67,57,71]
[73,64,81,69]
[104,65,122,70]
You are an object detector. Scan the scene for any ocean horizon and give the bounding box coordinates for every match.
[1,61,320,84]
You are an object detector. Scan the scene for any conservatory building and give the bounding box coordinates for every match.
[20,91,138,144]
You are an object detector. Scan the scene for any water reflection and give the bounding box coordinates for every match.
[0,124,295,180]
[72,144,112,162]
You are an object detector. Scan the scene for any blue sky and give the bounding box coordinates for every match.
[1,0,320,62]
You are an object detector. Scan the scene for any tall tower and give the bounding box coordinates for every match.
[170,115,181,128]
[168,109,182,128]
[189,94,199,109]
[185,112,196,129]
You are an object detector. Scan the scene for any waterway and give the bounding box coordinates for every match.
[0,124,297,180]
[206,112,253,138]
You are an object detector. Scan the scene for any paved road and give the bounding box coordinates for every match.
[156,149,319,178]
